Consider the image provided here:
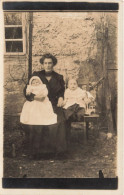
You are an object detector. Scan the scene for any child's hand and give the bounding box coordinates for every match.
[62,99,67,107]
[57,97,64,107]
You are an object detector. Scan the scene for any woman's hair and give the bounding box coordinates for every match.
[40,53,57,66]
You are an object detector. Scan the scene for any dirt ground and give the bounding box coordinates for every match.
[4,124,117,178]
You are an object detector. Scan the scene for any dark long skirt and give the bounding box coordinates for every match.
[22,107,68,156]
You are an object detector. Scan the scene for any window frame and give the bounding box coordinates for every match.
[4,12,26,56]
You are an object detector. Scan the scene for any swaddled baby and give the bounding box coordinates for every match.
[20,76,57,125]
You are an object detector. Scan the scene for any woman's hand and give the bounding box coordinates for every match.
[57,97,64,107]
[34,95,45,102]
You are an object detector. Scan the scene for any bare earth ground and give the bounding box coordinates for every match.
[4,124,117,178]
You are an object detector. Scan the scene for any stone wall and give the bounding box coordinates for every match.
[4,12,30,115]
[32,12,117,86]
[4,56,28,115]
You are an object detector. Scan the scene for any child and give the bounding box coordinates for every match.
[63,79,86,121]
[20,76,57,125]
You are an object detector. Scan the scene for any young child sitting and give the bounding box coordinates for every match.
[63,79,86,121]
[20,76,57,125]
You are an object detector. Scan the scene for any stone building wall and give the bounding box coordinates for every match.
[4,12,29,115]
[4,56,28,115]
[32,12,117,86]
[32,12,99,83]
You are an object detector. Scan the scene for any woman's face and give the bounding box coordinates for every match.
[43,58,54,72]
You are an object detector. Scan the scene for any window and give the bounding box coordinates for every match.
[4,12,25,54]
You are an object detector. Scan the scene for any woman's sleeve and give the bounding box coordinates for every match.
[58,75,65,99]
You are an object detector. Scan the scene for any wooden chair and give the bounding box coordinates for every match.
[71,114,99,143]
[70,81,99,143]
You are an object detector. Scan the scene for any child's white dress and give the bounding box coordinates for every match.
[63,87,86,109]
[20,83,57,125]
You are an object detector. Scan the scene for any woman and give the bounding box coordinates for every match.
[23,53,67,159]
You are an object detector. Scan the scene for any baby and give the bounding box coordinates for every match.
[64,79,86,109]
[63,79,86,121]
[20,76,57,125]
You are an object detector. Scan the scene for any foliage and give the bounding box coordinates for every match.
[4,121,26,158]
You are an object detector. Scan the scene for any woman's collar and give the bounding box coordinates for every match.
[42,70,53,76]
[45,71,53,77]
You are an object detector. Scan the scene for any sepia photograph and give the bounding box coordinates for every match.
[1,1,122,191]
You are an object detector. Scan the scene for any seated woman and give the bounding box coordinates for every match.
[22,53,67,159]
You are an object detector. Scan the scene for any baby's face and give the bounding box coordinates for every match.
[31,79,40,86]
[68,79,78,90]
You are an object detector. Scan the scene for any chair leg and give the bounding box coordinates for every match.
[83,125,87,144]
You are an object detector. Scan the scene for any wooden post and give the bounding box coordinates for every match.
[102,24,114,133]
[28,12,33,79]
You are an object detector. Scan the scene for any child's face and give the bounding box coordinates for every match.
[68,79,78,90]
[31,79,40,86]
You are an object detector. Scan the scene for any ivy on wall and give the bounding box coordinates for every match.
[32,12,117,86]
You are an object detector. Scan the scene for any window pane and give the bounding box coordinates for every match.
[6,41,23,52]
[4,13,22,25]
[5,27,22,39]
